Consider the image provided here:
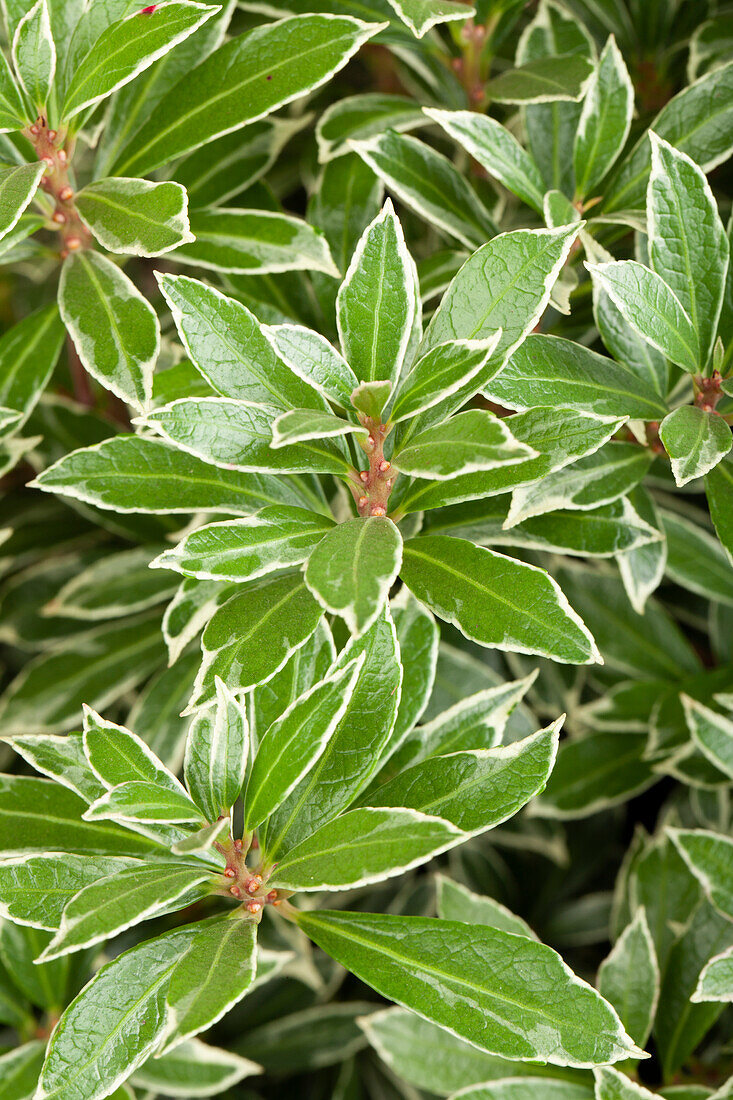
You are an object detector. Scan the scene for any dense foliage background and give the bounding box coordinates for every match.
[0,0,732,1098]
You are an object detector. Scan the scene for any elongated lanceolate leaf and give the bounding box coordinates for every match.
[184,677,249,821]
[295,910,642,1067]
[0,853,140,930]
[243,657,363,834]
[573,36,634,199]
[660,406,731,487]
[670,828,733,920]
[61,1,220,120]
[400,535,600,665]
[389,335,501,424]
[154,506,333,583]
[112,15,386,177]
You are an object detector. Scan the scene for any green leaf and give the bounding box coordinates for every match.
[653,898,733,1078]
[389,335,500,425]
[12,0,55,110]
[506,442,652,524]
[423,224,581,362]
[0,852,139,930]
[594,284,668,397]
[400,535,599,664]
[670,828,733,920]
[450,496,658,560]
[159,916,258,1052]
[648,133,729,366]
[0,304,63,429]
[37,923,199,1100]
[574,36,634,199]
[587,260,700,374]
[0,1042,45,1099]
[163,579,234,666]
[154,506,333,584]
[389,674,537,773]
[76,177,193,257]
[317,93,423,162]
[243,657,363,835]
[369,722,560,834]
[261,608,401,860]
[693,945,733,1003]
[112,14,385,176]
[603,61,733,214]
[0,162,44,245]
[264,323,359,409]
[394,409,537,480]
[381,587,438,765]
[436,874,536,938]
[659,406,732,486]
[39,863,213,961]
[533,732,656,818]
[83,706,187,793]
[32,435,307,515]
[47,545,176,619]
[157,273,324,409]
[359,1007,581,1095]
[424,109,545,214]
[294,909,641,1066]
[484,54,594,104]
[143,397,349,475]
[351,378,392,420]
[172,817,229,857]
[351,131,496,250]
[84,780,206,825]
[0,49,30,131]
[272,408,366,448]
[683,696,733,781]
[0,922,67,1013]
[174,208,338,276]
[58,250,160,412]
[385,0,473,37]
[133,1038,260,1096]
[597,908,659,1047]
[0,773,162,856]
[488,334,668,420]
[706,454,733,564]
[190,572,324,708]
[616,486,667,614]
[184,677,249,821]
[305,517,402,635]
[271,806,461,891]
[61,1,219,120]
[661,509,733,608]
[594,1068,655,1100]
[337,200,416,387]
[401,408,624,515]
[0,612,165,735]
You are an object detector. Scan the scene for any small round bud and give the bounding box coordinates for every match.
[245,875,262,895]
[66,236,82,251]
[367,435,375,446]
[57,149,68,163]
[246,900,263,914]
[234,839,243,852]
[47,129,57,141]
[59,186,73,201]
[359,470,369,483]
[224,868,236,878]
[378,460,391,473]
[371,505,387,517]
[52,211,65,224]
[229,885,242,898]
[266,890,278,903]
[272,898,282,907]
[29,124,40,136]
[358,496,368,508]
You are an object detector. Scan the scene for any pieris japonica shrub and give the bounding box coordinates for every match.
[0,0,731,1098]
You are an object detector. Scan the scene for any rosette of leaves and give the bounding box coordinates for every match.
[0,623,648,1099]
[32,199,646,704]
